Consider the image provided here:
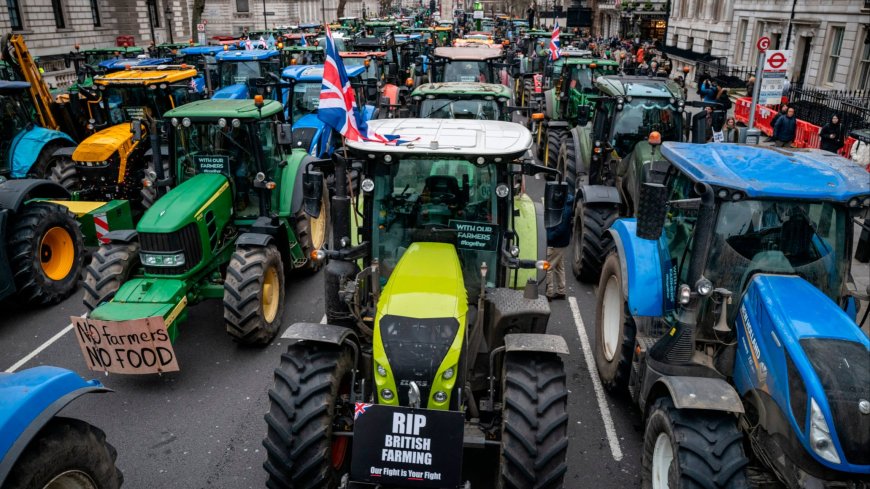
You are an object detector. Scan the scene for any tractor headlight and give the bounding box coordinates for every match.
[377,363,387,376]
[361,178,375,193]
[182,117,192,127]
[695,277,713,296]
[171,118,179,127]
[381,388,394,400]
[433,391,448,403]
[140,252,186,267]
[810,398,841,464]
[442,367,455,380]
[495,183,510,198]
[232,118,241,128]
[218,118,227,128]
[678,284,692,304]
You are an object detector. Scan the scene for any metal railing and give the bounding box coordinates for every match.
[783,85,870,137]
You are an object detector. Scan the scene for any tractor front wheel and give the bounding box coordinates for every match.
[558,136,580,195]
[3,417,123,489]
[498,352,568,489]
[10,202,84,306]
[545,127,567,169]
[294,180,330,273]
[594,253,636,394]
[263,343,353,489]
[82,242,140,311]
[28,144,80,191]
[572,201,617,283]
[223,245,285,345]
[642,397,749,489]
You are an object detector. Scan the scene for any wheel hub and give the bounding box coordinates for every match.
[40,226,75,281]
[261,266,280,323]
[651,432,674,489]
[43,469,98,489]
[602,275,622,362]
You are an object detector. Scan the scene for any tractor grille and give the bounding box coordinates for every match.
[800,338,870,466]
[380,315,459,407]
[139,222,202,275]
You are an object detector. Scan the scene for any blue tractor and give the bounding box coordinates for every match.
[179,45,234,95]
[212,48,281,100]
[279,64,373,158]
[0,366,122,488]
[596,143,870,487]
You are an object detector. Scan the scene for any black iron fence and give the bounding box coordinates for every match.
[694,58,756,89]
[783,85,870,136]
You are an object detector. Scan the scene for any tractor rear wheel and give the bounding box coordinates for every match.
[558,137,579,195]
[223,245,285,345]
[294,180,330,273]
[3,417,123,489]
[594,253,637,394]
[642,397,749,489]
[572,201,617,283]
[82,242,139,311]
[498,352,568,489]
[263,343,353,489]
[9,202,84,306]
[28,144,80,191]
[545,127,567,169]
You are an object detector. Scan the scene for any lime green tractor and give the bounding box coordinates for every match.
[263,119,571,489]
[76,99,329,374]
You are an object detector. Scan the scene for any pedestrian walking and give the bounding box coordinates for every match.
[766,104,788,142]
[819,114,844,154]
[716,87,732,113]
[773,107,797,147]
[546,192,574,301]
[699,78,718,103]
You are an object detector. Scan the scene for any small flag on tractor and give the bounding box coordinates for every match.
[550,22,561,61]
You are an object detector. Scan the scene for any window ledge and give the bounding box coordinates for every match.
[56,28,75,33]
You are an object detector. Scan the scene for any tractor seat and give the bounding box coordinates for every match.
[779,215,815,261]
[423,175,463,205]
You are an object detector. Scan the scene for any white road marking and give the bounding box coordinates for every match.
[320,314,327,324]
[5,314,85,372]
[568,296,624,461]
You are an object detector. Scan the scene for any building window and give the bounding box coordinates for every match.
[826,26,845,83]
[236,0,249,12]
[51,0,65,28]
[735,19,747,64]
[90,0,101,26]
[687,36,694,51]
[148,0,160,27]
[6,0,23,30]
[855,28,870,90]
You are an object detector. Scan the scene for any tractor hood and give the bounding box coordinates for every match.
[738,274,870,470]
[377,242,467,319]
[137,173,230,233]
[211,83,249,99]
[72,124,133,162]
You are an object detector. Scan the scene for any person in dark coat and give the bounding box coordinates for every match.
[773,107,797,147]
[766,104,788,142]
[819,114,844,153]
[545,192,574,300]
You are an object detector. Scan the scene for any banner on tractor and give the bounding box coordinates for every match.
[72,316,180,374]
[194,155,230,176]
[351,405,464,488]
[449,220,499,251]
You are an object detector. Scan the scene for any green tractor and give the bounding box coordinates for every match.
[557,75,687,283]
[538,55,619,168]
[263,118,571,489]
[76,99,330,374]
[409,82,521,121]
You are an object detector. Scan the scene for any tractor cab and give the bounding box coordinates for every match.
[213,48,281,100]
[410,82,513,121]
[519,30,551,73]
[97,56,176,74]
[291,23,322,35]
[339,16,362,32]
[278,35,325,67]
[339,51,396,105]
[434,26,454,46]
[405,27,436,50]
[67,46,145,86]
[179,45,231,94]
[363,21,399,38]
[430,47,507,85]
[352,36,406,86]
[74,67,201,206]
[544,57,619,124]
[154,42,198,59]
[279,64,373,158]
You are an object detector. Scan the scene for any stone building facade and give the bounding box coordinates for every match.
[199,0,381,35]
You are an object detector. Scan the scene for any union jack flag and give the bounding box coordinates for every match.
[317,25,399,143]
[354,402,373,420]
[549,22,561,61]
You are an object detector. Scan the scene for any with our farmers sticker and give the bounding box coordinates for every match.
[351,405,464,487]
[449,219,498,251]
[72,315,180,374]
[194,155,230,175]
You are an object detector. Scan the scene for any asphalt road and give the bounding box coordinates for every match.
[0,236,645,489]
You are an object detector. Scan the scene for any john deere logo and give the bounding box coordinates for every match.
[859,399,870,415]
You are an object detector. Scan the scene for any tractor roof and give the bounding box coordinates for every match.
[365,21,397,26]
[346,119,531,159]
[662,142,870,202]
[340,51,386,57]
[411,82,512,99]
[215,49,279,61]
[164,99,284,120]
[83,46,144,54]
[93,67,198,85]
[0,80,31,93]
[434,47,502,61]
[595,76,683,99]
[281,64,365,81]
[564,57,619,67]
[181,45,229,55]
[524,30,550,37]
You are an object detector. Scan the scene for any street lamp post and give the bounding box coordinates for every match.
[165,4,174,43]
[263,0,268,30]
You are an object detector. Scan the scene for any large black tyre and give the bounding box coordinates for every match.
[82,242,140,311]
[558,137,579,195]
[223,245,285,345]
[594,253,637,394]
[28,145,80,191]
[140,157,171,208]
[498,352,568,489]
[4,416,123,489]
[9,202,84,306]
[571,201,617,283]
[263,343,354,489]
[545,127,567,169]
[294,180,330,273]
[642,397,749,489]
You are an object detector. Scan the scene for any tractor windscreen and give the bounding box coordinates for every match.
[705,200,848,302]
[290,82,321,122]
[419,98,501,120]
[220,60,262,87]
[102,85,187,126]
[610,98,681,156]
[0,93,33,144]
[443,61,490,83]
[343,56,378,79]
[371,157,499,291]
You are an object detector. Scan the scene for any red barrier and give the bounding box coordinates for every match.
[792,119,821,149]
[841,137,857,157]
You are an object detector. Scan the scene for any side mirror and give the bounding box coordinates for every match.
[277,123,293,145]
[577,105,590,126]
[543,181,569,229]
[302,171,325,218]
[130,119,143,142]
[636,182,669,240]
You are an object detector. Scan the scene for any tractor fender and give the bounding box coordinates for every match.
[607,219,665,317]
[278,150,316,217]
[235,232,274,247]
[101,229,138,244]
[280,322,358,347]
[504,333,569,355]
[543,88,557,119]
[572,125,593,179]
[9,127,76,178]
[577,184,621,205]
[0,179,70,213]
[50,145,76,158]
[645,376,744,414]
[0,367,110,486]
[511,194,546,287]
